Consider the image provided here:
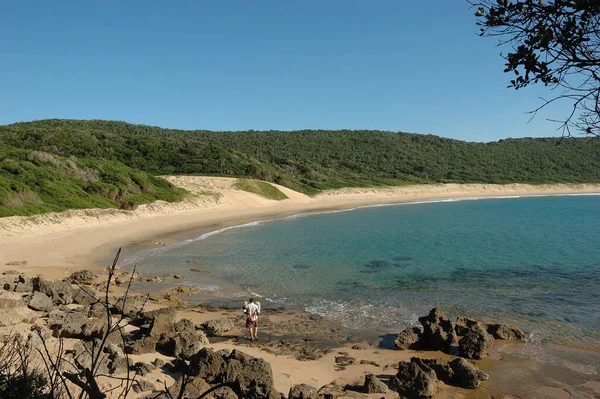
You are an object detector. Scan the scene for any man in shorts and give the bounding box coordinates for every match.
[244,298,261,341]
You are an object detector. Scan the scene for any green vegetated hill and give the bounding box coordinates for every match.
[1,119,600,216]
[0,145,187,217]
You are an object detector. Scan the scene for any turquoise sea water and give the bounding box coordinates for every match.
[126,195,600,354]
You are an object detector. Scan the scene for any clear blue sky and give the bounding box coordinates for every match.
[0,1,568,141]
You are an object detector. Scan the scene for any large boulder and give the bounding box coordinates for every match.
[363,374,388,394]
[448,358,489,389]
[188,347,226,383]
[32,277,74,305]
[394,327,423,350]
[0,292,37,326]
[138,306,177,326]
[388,360,437,399]
[289,384,318,399]
[416,358,454,383]
[27,291,55,312]
[166,376,211,398]
[154,317,208,359]
[418,308,457,352]
[65,270,97,285]
[458,327,494,359]
[225,350,277,399]
[202,318,235,336]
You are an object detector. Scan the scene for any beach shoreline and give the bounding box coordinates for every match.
[2,177,600,279]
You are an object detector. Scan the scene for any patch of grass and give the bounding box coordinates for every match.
[233,179,288,200]
[0,145,188,217]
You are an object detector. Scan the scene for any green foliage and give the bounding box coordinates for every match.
[474,0,600,136]
[1,119,600,209]
[0,144,187,217]
[233,179,289,200]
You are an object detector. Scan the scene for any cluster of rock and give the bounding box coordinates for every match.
[391,307,526,397]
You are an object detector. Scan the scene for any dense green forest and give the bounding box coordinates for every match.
[1,119,599,216]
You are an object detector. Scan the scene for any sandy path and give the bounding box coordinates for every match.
[1,177,600,278]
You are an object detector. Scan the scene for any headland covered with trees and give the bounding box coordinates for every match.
[1,118,600,217]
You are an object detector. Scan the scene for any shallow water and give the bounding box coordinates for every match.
[125,195,600,368]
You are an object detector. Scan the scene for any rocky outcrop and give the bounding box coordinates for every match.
[389,360,437,399]
[289,384,318,399]
[32,277,74,305]
[48,309,107,339]
[65,270,97,285]
[458,327,494,359]
[394,327,423,350]
[418,308,457,352]
[113,295,147,317]
[225,349,279,399]
[456,316,525,341]
[73,286,99,306]
[27,291,54,312]
[202,318,235,336]
[363,374,388,394]
[388,356,488,396]
[448,358,489,389]
[156,318,209,359]
[188,347,226,383]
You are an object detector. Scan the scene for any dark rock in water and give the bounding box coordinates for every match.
[394,256,413,261]
[458,326,493,359]
[418,308,457,352]
[289,384,318,399]
[363,374,388,393]
[448,358,489,388]
[394,327,423,350]
[188,347,226,383]
[363,260,392,269]
[359,269,382,274]
[389,360,437,398]
[293,264,311,269]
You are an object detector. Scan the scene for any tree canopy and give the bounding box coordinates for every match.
[473,0,600,136]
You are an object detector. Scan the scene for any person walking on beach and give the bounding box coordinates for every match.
[244,298,261,341]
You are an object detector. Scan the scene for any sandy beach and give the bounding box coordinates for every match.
[2,176,600,278]
[2,177,600,398]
